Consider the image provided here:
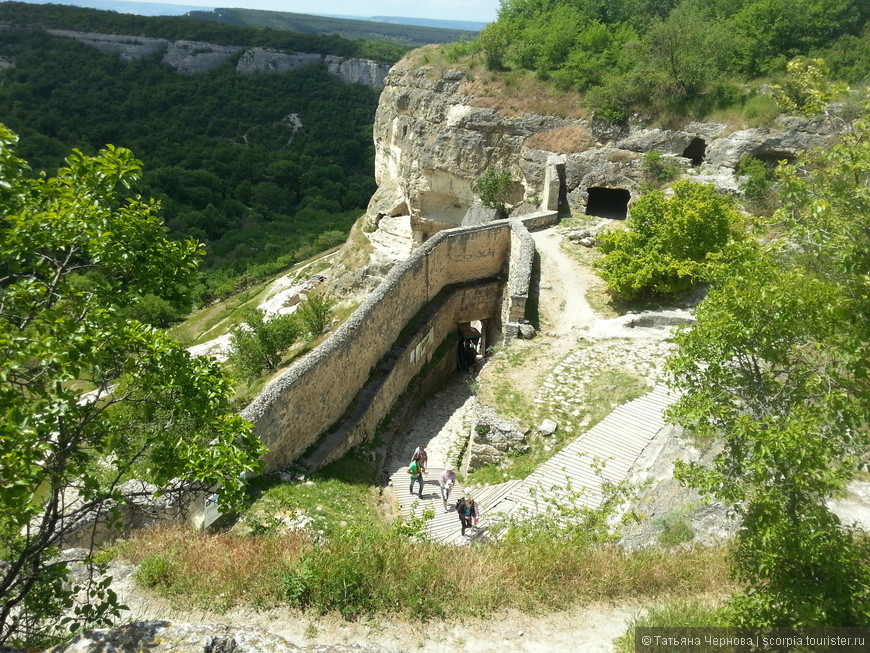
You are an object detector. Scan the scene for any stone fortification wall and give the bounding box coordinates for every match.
[308,280,502,470]
[505,211,557,324]
[507,220,535,324]
[242,222,513,473]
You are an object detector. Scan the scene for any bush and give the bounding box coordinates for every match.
[594,180,742,300]
[641,150,684,189]
[229,309,302,381]
[297,293,336,338]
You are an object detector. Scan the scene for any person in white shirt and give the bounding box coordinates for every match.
[439,464,457,513]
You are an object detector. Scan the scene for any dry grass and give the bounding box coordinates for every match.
[464,71,588,119]
[396,45,588,120]
[116,525,309,610]
[116,523,734,618]
[525,125,598,153]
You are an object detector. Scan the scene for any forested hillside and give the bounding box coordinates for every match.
[465,0,869,121]
[186,8,480,47]
[0,3,395,306]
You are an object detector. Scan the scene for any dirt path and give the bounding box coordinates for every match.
[111,560,636,653]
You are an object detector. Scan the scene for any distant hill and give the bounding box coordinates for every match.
[187,8,479,47]
[0,1,396,302]
[9,0,211,16]
[340,15,486,32]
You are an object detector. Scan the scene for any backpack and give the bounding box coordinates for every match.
[455,497,465,512]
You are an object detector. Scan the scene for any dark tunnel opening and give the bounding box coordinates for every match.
[683,137,706,166]
[585,187,630,220]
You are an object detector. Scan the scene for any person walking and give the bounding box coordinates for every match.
[455,493,478,536]
[439,465,457,513]
[408,454,424,498]
[410,445,428,473]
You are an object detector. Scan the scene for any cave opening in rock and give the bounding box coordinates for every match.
[585,187,630,220]
[683,137,706,166]
[756,150,796,166]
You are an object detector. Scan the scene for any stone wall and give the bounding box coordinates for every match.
[307,280,503,470]
[243,222,516,473]
[242,212,547,473]
[505,211,556,325]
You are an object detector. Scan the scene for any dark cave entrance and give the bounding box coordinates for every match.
[683,137,706,166]
[755,150,796,166]
[586,187,630,220]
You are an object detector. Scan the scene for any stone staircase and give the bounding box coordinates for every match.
[390,384,677,544]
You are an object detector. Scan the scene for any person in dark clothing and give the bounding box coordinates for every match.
[455,494,478,536]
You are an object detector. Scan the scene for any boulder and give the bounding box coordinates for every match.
[538,419,559,436]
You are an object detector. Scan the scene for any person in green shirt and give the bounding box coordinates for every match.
[408,453,424,498]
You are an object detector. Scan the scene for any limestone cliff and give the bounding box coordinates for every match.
[43,30,391,88]
[363,54,839,245]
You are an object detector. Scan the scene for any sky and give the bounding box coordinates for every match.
[111,0,502,23]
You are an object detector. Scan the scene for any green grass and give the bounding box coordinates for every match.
[469,362,650,484]
[614,599,728,652]
[236,451,380,539]
[656,509,697,547]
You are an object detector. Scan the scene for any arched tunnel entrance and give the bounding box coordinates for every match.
[586,187,630,220]
[457,322,484,373]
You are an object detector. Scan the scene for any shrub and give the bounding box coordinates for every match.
[641,150,684,189]
[297,293,336,338]
[229,308,302,381]
[594,180,742,300]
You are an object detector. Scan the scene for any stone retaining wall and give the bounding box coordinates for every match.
[308,280,502,470]
[243,214,551,473]
[243,222,513,472]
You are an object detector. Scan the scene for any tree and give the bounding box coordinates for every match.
[473,166,514,217]
[297,293,336,338]
[0,127,266,646]
[666,100,870,626]
[229,308,302,382]
[642,0,742,97]
[594,180,742,300]
[771,57,846,118]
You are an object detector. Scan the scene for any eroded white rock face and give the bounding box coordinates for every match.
[48,621,395,653]
[365,58,839,244]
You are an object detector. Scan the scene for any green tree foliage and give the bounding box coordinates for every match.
[667,100,870,627]
[594,180,741,300]
[0,127,266,645]
[736,155,779,215]
[641,1,742,97]
[297,293,336,338]
[473,166,514,217]
[473,0,867,118]
[0,17,380,303]
[771,57,846,118]
[229,309,303,382]
[732,0,860,76]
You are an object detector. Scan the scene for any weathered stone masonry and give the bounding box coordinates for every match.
[242,214,553,473]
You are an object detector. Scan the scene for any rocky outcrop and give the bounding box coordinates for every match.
[48,621,394,653]
[365,58,840,244]
[44,31,391,87]
[466,405,530,469]
[324,55,392,88]
[163,40,245,74]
